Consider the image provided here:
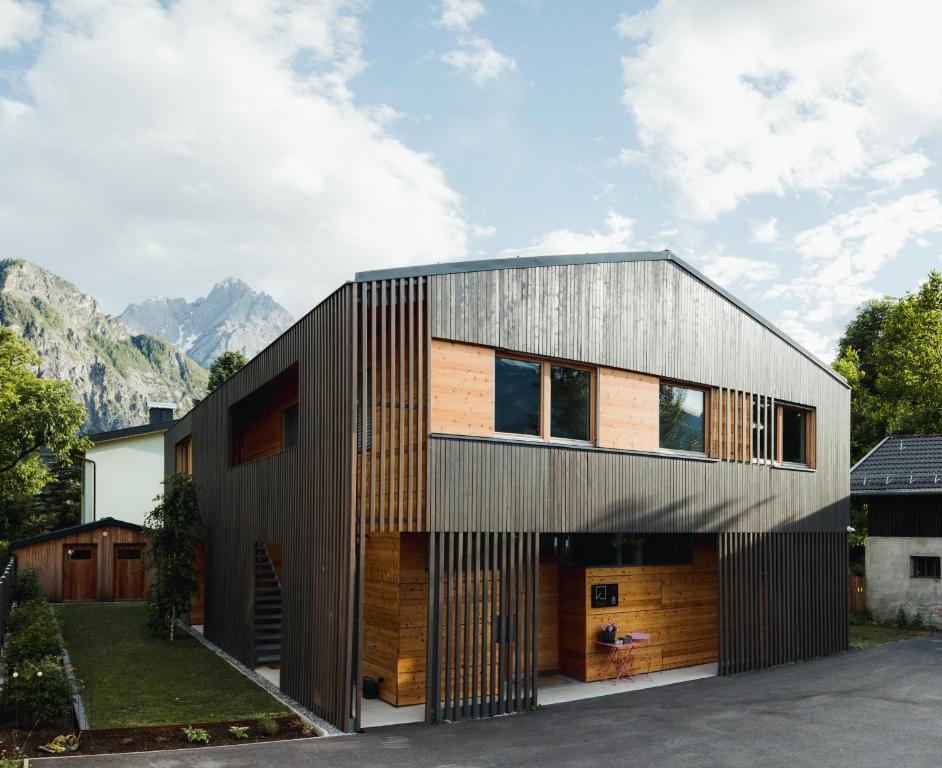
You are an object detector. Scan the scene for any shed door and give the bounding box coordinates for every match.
[63,544,98,601]
[114,545,145,600]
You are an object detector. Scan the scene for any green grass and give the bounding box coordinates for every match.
[849,622,933,650]
[56,603,288,729]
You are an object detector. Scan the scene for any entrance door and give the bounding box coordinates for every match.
[113,545,145,600]
[63,544,97,601]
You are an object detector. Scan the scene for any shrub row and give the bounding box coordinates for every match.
[0,565,75,727]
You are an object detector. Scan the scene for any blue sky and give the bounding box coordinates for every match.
[2,0,941,360]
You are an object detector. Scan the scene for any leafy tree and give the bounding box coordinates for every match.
[0,327,89,506]
[144,474,202,640]
[833,271,942,463]
[207,350,247,393]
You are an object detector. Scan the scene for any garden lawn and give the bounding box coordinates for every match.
[849,623,933,650]
[56,602,288,729]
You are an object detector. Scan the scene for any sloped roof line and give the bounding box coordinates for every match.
[11,517,143,549]
[355,250,847,388]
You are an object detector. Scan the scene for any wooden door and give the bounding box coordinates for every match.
[113,545,146,600]
[63,544,98,601]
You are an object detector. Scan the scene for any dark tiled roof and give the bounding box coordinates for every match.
[85,420,175,443]
[10,517,143,549]
[850,434,942,495]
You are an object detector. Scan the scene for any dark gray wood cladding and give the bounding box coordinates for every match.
[717,532,848,675]
[428,437,846,534]
[164,285,358,732]
[425,531,539,722]
[867,496,942,537]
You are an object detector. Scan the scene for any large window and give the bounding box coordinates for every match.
[494,355,593,442]
[495,357,541,436]
[780,405,808,465]
[659,383,706,453]
[911,556,940,579]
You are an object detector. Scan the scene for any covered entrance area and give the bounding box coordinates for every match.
[359,531,719,728]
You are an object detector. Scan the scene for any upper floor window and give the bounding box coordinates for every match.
[779,404,808,465]
[174,436,192,475]
[494,355,593,442]
[230,363,299,466]
[659,382,706,453]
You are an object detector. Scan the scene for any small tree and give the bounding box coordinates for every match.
[207,351,247,393]
[144,474,202,640]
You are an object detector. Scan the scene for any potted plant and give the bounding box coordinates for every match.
[600,620,617,644]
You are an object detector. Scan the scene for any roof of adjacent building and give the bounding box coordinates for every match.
[11,517,144,549]
[84,420,176,444]
[355,250,847,387]
[850,434,942,495]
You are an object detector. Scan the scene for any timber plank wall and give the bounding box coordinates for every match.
[164,285,357,731]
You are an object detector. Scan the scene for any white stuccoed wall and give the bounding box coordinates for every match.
[83,431,166,526]
[866,536,942,627]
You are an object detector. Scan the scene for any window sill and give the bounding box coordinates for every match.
[229,445,299,470]
[771,462,816,473]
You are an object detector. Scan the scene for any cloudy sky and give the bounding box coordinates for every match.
[2,0,941,360]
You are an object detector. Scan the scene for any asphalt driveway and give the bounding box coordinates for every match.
[35,634,942,768]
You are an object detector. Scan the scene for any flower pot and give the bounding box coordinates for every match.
[600,628,616,644]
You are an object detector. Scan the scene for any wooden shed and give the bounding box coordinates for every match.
[11,518,150,602]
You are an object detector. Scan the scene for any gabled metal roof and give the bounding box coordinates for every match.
[851,434,942,495]
[85,420,175,444]
[355,250,847,387]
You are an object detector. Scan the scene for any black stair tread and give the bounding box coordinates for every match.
[255,655,280,664]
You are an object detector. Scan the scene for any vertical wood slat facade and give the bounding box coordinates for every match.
[357,279,427,533]
[717,532,848,675]
[164,285,357,732]
[425,531,538,722]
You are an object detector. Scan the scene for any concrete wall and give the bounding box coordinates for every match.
[866,536,942,627]
[84,432,166,526]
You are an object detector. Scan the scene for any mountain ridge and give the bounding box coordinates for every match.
[120,278,294,367]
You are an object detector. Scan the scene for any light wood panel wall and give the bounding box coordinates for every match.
[539,559,559,672]
[597,368,658,451]
[12,524,149,603]
[429,339,494,437]
[559,535,717,682]
[362,532,428,706]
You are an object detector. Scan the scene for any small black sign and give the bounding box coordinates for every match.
[591,583,618,608]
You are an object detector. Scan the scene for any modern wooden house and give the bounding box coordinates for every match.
[11,518,149,602]
[164,251,850,732]
[851,434,942,626]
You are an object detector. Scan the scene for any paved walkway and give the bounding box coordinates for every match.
[34,635,942,768]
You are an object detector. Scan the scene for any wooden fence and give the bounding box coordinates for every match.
[849,575,866,616]
[0,556,15,637]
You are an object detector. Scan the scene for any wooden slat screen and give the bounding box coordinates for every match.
[357,278,427,533]
[718,532,847,675]
[425,531,538,722]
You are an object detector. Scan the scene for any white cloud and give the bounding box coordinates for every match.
[501,212,635,258]
[472,223,497,237]
[616,1,942,220]
[750,217,779,244]
[0,0,41,50]
[437,1,515,86]
[442,36,516,86]
[699,255,779,289]
[767,190,942,358]
[437,0,485,31]
[869,152,933,186]
[0,0,468,316]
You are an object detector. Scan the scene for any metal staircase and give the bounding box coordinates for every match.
[254,543,282,666]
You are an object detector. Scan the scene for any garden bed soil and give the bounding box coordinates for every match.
[0,715,314,758]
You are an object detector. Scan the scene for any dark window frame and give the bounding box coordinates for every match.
[911,555,941,580]
[493,352,596,445]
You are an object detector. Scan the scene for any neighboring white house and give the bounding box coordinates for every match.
[80,403,176,526]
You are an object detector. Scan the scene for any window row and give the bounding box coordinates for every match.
[493,353,816,467]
